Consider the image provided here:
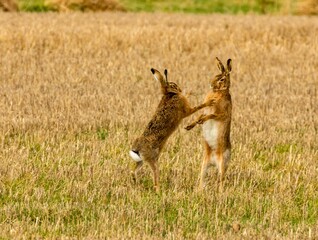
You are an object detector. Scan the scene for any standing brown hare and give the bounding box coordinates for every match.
[185,57,232,189]
[129,68,215,192]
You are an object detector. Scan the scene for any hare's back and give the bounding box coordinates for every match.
[142,95,183,138]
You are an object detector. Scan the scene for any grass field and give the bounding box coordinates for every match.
[0,12,317,239]
[16,0,300,14]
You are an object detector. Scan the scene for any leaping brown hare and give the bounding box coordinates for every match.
[129,68,216,192]
[185,57,232,189]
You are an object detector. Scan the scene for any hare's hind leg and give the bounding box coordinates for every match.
[221,149,231,181]
[132,161,143,182]
[199,141,212,190]
[216,150,230,186]
[148,160,159,192]
[142,148,160,192]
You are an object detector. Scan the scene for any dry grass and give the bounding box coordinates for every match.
[45,0,125,12]
[0,13,317,239]
[296,0,318,15]
[0,0,18,11]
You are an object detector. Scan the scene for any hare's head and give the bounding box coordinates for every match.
[151,68,182,94]
[210,57,232,91]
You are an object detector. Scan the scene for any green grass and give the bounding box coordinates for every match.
[1,128,317,238]
[16,0,296,13]
[120,0,285,14]
[18,0,51,11]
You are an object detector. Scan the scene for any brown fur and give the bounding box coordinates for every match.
[130,68,216,192]
[185,57,232,189]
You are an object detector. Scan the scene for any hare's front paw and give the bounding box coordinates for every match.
[185,125,195,131]
[196,114,207,124]
[197,119,205,124]
[207,99,216,106]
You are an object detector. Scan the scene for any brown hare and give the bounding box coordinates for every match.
[129,68,216,192]
[185,57,232,189]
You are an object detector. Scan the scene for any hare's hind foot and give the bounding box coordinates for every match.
[131,161,143,183]
[148,161,160,193]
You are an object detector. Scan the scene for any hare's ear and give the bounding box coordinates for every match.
[226,59,232,73]
[151,68,167,91]
[151,68,165,82]
[216,57,225,73]
[164,69,168,83]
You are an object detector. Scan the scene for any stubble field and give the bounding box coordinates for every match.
[0,12,317,239]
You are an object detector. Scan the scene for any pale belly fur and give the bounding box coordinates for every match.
[202,120,231,168]
[202,119,219,149]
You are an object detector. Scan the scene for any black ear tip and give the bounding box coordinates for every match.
[151,68,155,74]
[164,69,168,75]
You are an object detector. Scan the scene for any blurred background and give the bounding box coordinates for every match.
[1,0,318,15]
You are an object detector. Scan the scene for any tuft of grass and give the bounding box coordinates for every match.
[96,128,109,140]
[18,0,51,11]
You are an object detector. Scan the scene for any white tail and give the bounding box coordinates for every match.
[129,150,142,162]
